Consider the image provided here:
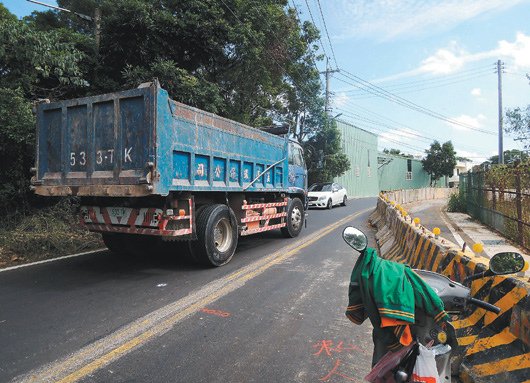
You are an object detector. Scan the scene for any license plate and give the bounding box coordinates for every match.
[107,207,132,225]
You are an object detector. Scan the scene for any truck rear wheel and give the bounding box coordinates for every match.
[189,204,238,267]
[281,198,304,238]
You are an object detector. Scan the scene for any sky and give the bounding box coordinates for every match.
[4,0,530,164]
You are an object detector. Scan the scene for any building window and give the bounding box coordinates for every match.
[355,166,360,177]
[367,167,371,177]
[406,159,412,180]
[406,172,412,180]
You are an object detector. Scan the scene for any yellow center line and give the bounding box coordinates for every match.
[21,208,372,383]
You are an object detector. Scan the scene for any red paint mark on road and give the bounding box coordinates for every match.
[313,340,361,357]
[200,308,231,318]
[319,359,359,382]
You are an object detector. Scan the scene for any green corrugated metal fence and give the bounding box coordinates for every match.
[333,121,379,197]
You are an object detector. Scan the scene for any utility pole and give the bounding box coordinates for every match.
[94,6,101,51]
[497,59,504,164]
[320,60,339,116]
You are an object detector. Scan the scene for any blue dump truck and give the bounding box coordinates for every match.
[31,81,307,266]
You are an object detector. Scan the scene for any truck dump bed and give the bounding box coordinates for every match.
[33,82,288,197]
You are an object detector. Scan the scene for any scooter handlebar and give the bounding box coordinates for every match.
[467,297,501,314]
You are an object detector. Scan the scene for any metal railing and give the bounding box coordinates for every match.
[460,169,529,251]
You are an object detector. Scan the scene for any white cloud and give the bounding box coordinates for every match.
[374,32,530,82]
[454,149,488,164]
[471,88,482,96]
[333,0,525,41]
[333,92,350,108]
[496,32,530,69]
[447,114,487,131]
[378,128,425,156]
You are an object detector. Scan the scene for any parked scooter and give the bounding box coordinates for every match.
[342,226,527,383]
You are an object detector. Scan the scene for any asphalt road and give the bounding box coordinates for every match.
[1,197,377,383]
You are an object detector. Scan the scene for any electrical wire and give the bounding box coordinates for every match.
[346,72,492,99]
[336,105,495,155]
[302,0,330,65]
[315,0,338,68]
[340,68,493,95]
[335,70,497,135]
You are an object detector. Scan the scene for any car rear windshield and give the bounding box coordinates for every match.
[309,183,332,192]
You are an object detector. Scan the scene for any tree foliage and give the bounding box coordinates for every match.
[24,0,323,128]
[421,141,457,186]
[1,7,86,100]
[304,119,350,185]
[0,5,87,212]
[488,149,529,165]
[383,148,413,158]
[505,106,530,150]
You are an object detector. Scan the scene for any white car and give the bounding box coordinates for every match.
[308,182,348,209]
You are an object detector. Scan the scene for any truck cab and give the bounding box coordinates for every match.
[287,140,307,194]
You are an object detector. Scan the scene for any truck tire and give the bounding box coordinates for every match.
[281,198,304,238]
[189,204,238,267]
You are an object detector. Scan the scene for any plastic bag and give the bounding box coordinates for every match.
[411,344,440,383]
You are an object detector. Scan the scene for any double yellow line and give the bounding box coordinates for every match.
[19,208,371,383]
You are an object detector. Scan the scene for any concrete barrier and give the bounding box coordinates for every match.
[372,192,530,383]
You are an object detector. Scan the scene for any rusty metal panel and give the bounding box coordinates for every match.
[35,86,156,193]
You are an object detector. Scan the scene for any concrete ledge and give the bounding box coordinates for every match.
[374,191,530,383]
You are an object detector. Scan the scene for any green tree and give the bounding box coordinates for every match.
[0,5,87,211]
[383,148,413,158]
[422,141,457,186]
[27,0,323,128]
[505,106,530,150]
[489,149,529,164]
[1,7,87,100]
[303,118,350,185]
[0,88,35,212]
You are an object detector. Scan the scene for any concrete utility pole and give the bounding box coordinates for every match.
[320,60,339,116]
[497,59,504,164]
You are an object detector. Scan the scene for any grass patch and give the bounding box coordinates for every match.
[0,198,103,268]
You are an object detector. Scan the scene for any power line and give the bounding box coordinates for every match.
[302,0,330,64]
[315,0,338,68]
[346,72,492,99]
[368,64,493,87]
[336,70,497,135]
[340,68,492,96]
[288,0,325,90]
[335,107,493,156]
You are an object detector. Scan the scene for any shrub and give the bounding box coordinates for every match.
[447,192,467,213]
[0,198,103,267]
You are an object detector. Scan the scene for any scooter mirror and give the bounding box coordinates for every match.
[489,252,525,275]
[342,227,367,252]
